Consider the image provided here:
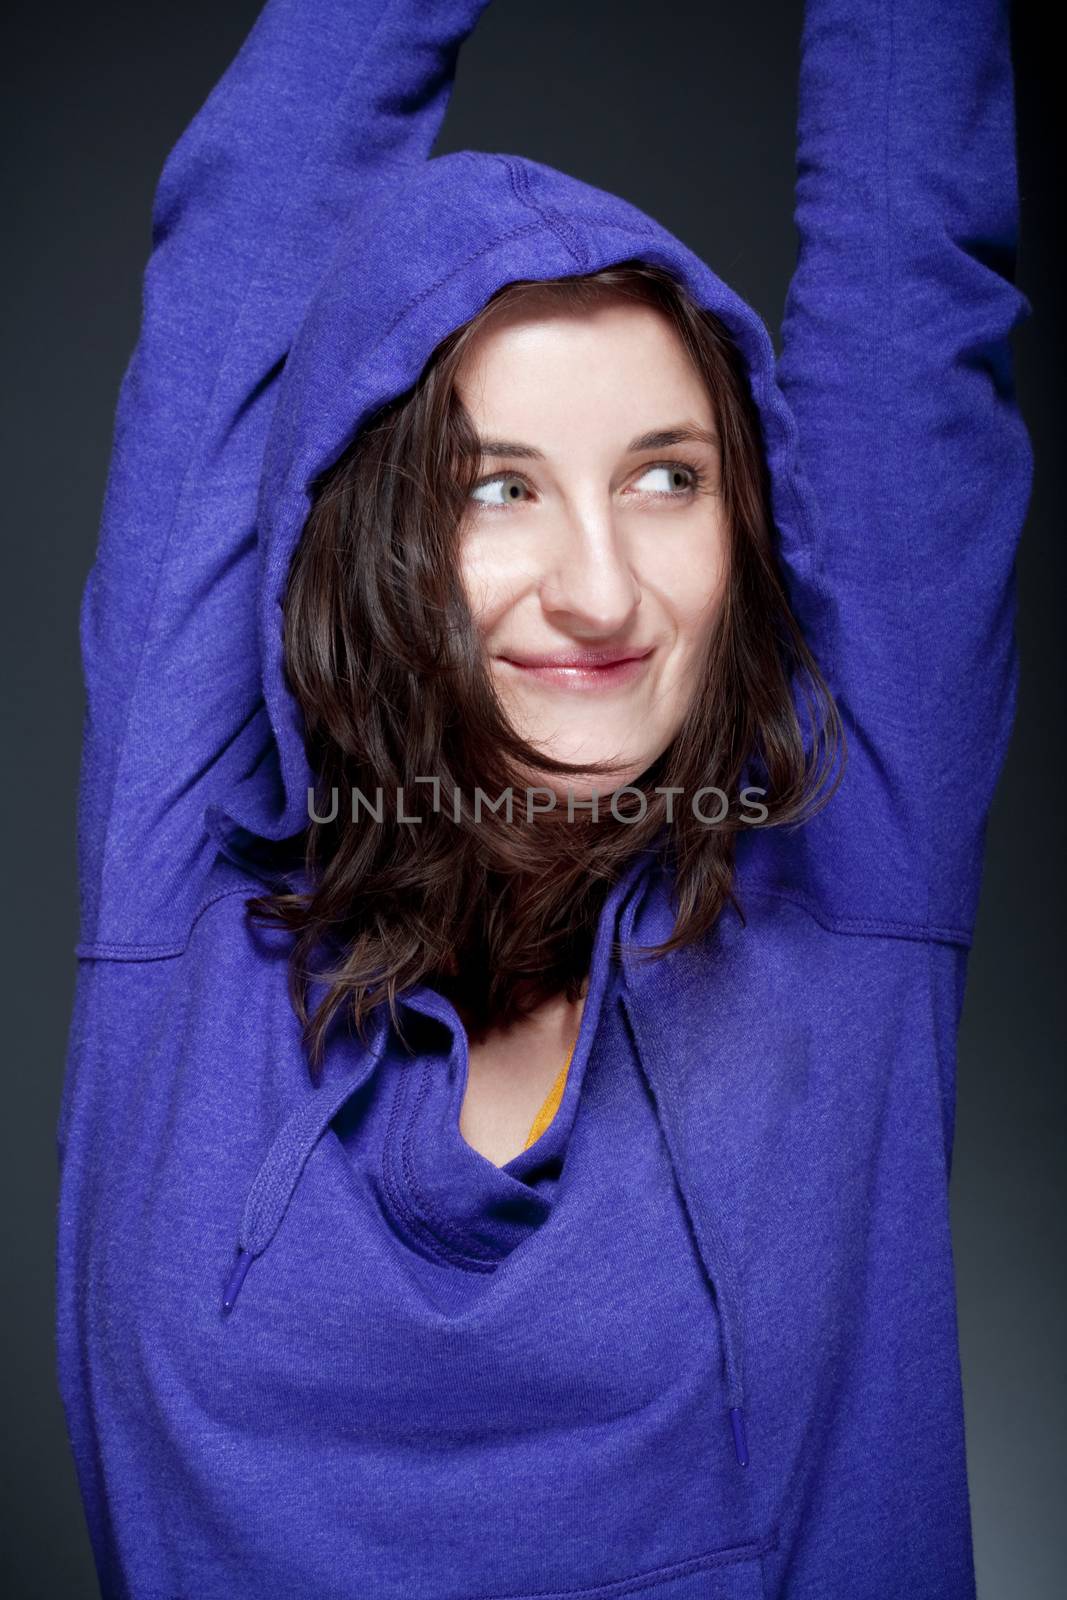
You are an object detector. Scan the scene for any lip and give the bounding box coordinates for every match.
[496,645,654,691]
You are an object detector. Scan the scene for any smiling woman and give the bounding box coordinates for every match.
[56,0,1032,1594]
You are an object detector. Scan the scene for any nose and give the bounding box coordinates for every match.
[539,497,641,636]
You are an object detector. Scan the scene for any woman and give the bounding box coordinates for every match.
[56,1,1032,1597]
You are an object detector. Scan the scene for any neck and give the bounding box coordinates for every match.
[444,974,588,1050]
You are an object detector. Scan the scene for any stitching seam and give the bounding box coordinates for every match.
[380,1053,500,1272]
[74,883,260,961]
[737,882,971,948]
[503,157,586,267]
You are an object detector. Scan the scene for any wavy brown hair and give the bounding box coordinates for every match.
[245,260,845,1077]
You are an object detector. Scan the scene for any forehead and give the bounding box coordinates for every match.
[453,297,713,431]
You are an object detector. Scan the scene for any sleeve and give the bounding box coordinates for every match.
[75,0,492,954]
[776,0,1033,943]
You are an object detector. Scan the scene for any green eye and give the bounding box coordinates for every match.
[470,473,530,508]
[633,463,697,495]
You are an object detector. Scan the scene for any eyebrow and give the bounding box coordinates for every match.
[465,424,720,460]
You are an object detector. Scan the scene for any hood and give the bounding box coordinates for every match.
[212,150,835,1476]
[204,147,832,864]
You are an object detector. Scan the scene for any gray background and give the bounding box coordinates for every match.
[3,1,1062,1593]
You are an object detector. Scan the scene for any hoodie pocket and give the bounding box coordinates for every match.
[498,1541,770,1600]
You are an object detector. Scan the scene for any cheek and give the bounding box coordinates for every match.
[646,526,729,643]
[457,528,531,633]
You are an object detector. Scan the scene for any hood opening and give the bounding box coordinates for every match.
[206,148,830,868]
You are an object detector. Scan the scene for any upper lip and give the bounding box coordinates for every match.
[498,645,654,669]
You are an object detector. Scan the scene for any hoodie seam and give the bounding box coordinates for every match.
[501,157,587,267]
[379,1050,501,1272]
[363,208,670,391]
[74,883,260,961]
[348,221,547,360]
[399,1058,506,1269]
[73,880,972,964]
[469,1528,778,1599]
[735,883,971,949]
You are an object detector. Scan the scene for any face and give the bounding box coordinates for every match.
[453,295,729,799]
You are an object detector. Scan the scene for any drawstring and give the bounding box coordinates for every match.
[221,1006,391,1314]
[616,871,750,1470]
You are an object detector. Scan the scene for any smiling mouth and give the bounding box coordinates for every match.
[496,647,654,691]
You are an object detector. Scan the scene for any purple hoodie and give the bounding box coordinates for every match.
[56,1,1032,1595]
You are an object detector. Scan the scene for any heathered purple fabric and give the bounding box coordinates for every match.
[55,1,1032,1595]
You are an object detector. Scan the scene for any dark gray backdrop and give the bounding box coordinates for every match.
[3,1,1062,1593]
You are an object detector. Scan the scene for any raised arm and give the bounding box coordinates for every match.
[76,0,491,954]
[777,0,1032,943]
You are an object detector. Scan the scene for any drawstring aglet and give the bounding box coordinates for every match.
[222,1247,252,1314]
[729,1405,749,1468]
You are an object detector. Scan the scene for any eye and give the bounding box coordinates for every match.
[629,461,703,497]
[469,472,532,510]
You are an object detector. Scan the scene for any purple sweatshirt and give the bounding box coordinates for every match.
[55,1,1032,1595]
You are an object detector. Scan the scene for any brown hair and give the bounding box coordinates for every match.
[245,260,845,1078]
